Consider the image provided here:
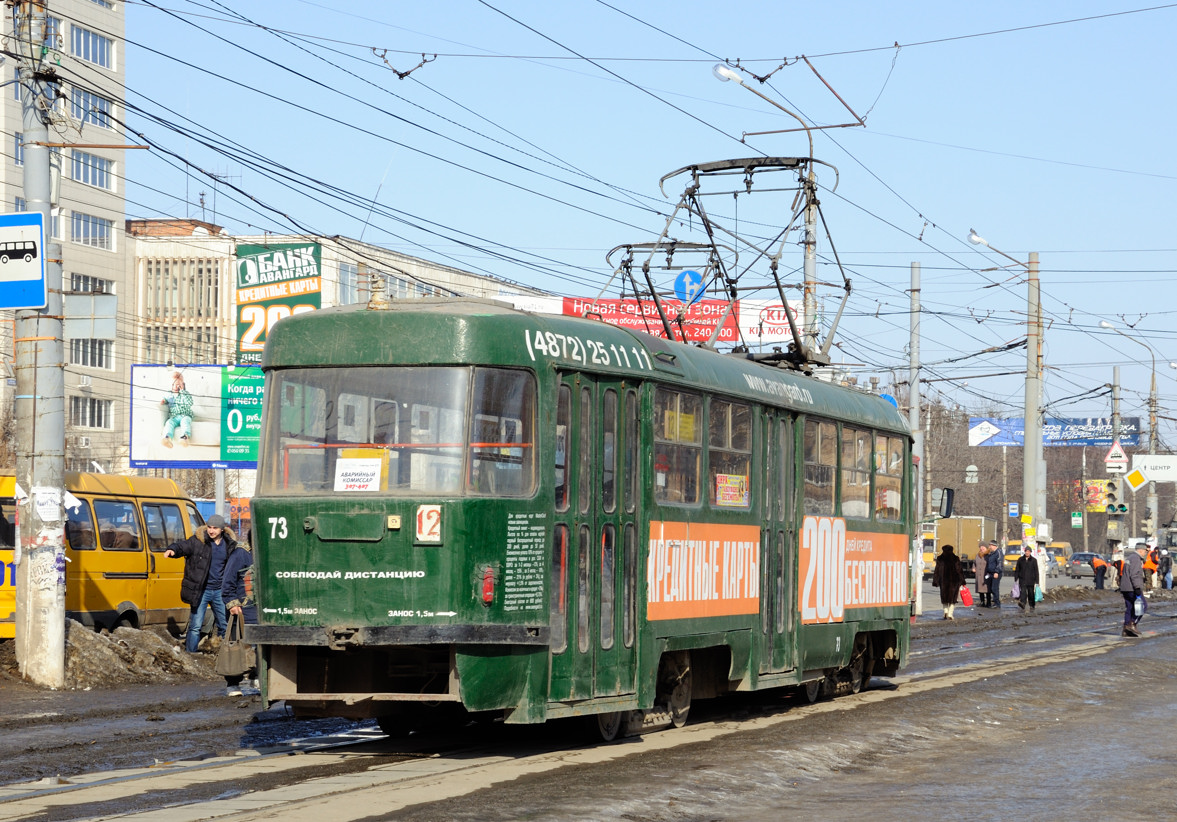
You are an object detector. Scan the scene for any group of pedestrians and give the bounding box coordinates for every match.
[165,514,258,696]
[934,539,1043,618]
[935,537,1157,639]
[975,539,1004,608]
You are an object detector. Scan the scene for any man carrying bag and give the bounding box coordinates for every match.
[219,533,258,696]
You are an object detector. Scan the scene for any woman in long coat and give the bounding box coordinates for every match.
[933,544,967,620]
[974,543,990,607]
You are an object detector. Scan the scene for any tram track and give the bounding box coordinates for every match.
[3,601,1163,822]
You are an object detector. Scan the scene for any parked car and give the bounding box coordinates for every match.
[1067,552,1105,579]
[1044,548,1065,577]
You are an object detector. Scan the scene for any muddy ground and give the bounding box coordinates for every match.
[0,583,1167,787]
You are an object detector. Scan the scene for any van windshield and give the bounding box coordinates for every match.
[257,366,537,497]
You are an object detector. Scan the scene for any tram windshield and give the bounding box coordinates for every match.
[258,366,537,497]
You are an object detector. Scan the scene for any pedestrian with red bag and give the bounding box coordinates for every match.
[932,544,966,620]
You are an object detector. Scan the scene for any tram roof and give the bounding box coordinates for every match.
[263,299,908,435]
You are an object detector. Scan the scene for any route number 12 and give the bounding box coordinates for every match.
[416,505,442,543]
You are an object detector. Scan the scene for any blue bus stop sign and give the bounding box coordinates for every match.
[674,269,705,304]
[0,212,46,309]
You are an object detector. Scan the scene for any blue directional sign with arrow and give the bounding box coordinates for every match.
[0,211,46,309]
[674,269,705,304]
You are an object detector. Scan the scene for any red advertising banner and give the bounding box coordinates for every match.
[563,297,741,342]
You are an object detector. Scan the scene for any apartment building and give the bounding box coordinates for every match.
[1,0,128,473]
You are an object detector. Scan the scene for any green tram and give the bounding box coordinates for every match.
[248,298,916,738]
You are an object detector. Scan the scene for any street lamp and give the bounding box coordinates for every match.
[1100,320,1159,536]
[967,230,1044,539]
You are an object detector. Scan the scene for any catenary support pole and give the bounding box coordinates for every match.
[1023,253,1043,535]
[13,1,66,687]
[909,262,923,615]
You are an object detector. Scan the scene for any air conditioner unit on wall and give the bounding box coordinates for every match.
[77,436,91,448]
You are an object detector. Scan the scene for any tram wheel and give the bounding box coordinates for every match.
[845,653,865,694]
[594,711,624,742]
[803,679,823,703]
[658,651,692,728]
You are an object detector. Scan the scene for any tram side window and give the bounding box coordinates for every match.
[554,385,571,512]
[874,434,905,522]
[653,388,701,505]
[802,419,836,515]
[550,524,568,653]
[709,399,751,508]
[601,389,617,513]
[624,389,638,514]
[841,426,872,519]
[469,368,537,497]
[94,499,140,551]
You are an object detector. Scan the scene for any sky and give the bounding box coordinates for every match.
[118,1,1177,446]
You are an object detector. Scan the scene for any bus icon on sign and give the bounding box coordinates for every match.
[0,240,37,264]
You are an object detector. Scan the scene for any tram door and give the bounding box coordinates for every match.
[759,413,796,674]
[549,374,639,702]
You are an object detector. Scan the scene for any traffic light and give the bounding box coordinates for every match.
[1106,479,1129,515]
[1143,508,1156,537]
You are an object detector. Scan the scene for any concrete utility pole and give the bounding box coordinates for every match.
[968,232,1044,539]
[908,262,923,523]
[909,262,923,616]
[1024,252,1044,534]
[13,0,67,687]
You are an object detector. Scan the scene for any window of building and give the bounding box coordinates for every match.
[653,387,702,505]
[72,150,113,190]
[14,199,60,238]
[841,426,872,519]
[71,211,113,250]
[90,0,114,9]
[70,338,113,369]
[803,419,836,516]
[70,273,113,293]
[14,132,23,166]
[71,26,113,68]
[708,399,752,508]
[874,434,905,522]
[339,261,358,305]
[69,396,112,428]
[71,88,113,130]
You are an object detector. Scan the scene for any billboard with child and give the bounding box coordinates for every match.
[129,364,264,469]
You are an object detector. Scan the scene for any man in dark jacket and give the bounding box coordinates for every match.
[984,540,1003,608]
[165,514,234,652]
[1014,544,1040,611]
[221,537,257,696]
[1119,544,1147,637]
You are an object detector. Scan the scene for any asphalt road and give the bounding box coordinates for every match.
[3,586,1171,821]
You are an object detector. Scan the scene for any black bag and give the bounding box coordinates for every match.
[214,611,255,677]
